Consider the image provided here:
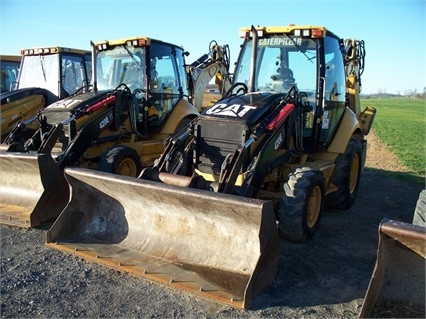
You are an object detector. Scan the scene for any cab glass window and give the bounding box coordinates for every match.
[96,46,146,91]
[1,60,20,92]
[234,35,317,99]
[18,54,60,94]
[319,35,346,144]
[147,43,182,126]
[61,54,89,95]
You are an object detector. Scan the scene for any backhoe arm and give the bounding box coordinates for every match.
[188,41,232,111]
[344,39,365,115]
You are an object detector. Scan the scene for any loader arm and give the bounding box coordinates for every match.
[0,91,125,228]
[215,100,296,197]
[1,115,39,152]
[213,86,299,196]
[236,102,296,197]
[56,91,129,169]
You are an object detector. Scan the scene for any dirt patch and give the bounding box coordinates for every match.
[1,131,424,318]
[365,130,410,173]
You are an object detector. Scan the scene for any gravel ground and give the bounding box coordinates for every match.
[1,132,425,318]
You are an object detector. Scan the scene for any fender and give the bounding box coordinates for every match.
[327,107,361,154]
[160,99,199,135]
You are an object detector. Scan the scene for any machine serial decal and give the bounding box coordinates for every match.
[274,132,283,150]
[99,114,113,129]
[205,103,256,117]
[322,110,330,129]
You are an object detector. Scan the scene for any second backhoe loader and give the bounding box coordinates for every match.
[46,25,375,309]
[0,47,91,141]
[0,36,231,228]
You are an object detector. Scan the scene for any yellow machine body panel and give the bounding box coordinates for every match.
[1,95,45,138]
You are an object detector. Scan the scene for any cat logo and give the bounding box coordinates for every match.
[205,103,256,117]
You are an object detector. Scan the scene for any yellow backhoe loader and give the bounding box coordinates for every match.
[359,190,425,318]
[46,25,376,309]
[1,47,91,141]
[1,55,21,92]
[0,36,231,228]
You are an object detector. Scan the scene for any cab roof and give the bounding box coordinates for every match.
[239,25,339,39]
[94,36,183,50]
[20,47,90,56]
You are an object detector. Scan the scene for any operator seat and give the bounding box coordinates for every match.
[271,67,297,92]
[279,67,296,90]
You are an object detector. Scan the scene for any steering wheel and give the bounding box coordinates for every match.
[223,82,248,98]
[298,91,308,101]
[124,80,143,93]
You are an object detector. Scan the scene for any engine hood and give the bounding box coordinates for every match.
[202,92,285,126]
[42,90,112,112]
[0,87,59,106]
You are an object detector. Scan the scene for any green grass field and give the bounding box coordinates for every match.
[361,97,425,181]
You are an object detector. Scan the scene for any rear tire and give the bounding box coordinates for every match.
[325,136,362,210]
[98,146,142,177]
[277,167,325,242]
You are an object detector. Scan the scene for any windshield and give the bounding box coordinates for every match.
[17,53,89,97]
[96,46,146,91]
[18,54,60,93]
[234,34,317,97]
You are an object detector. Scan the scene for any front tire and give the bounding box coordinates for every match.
[98,146,142,177]
[277,167,325,242]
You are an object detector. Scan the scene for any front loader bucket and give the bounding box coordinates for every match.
[359,219,426,318]
[0,152,69,227]
[46,167,280,309]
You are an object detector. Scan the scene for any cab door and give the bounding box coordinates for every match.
[318,35,346,147]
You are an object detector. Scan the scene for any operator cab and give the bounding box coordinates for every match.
[17,47,91,102]
[234,26,347,152]
[95,39,188,136]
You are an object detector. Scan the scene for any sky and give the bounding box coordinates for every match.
[1,0,425,95]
